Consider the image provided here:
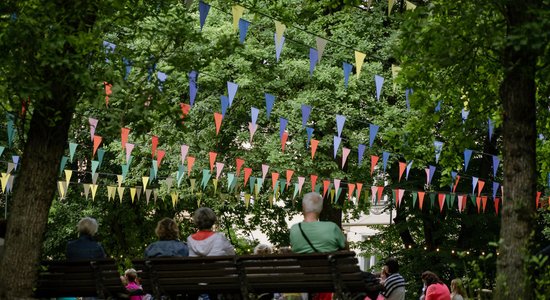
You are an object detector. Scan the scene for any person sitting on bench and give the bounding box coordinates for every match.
[66,217,106,260]
[187,207,235,257]
[144,217,189,258]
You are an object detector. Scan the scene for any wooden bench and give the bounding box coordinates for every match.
[133,251,366,300]
[34,259,131,299]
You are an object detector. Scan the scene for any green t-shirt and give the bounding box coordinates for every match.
[289,221,346,253]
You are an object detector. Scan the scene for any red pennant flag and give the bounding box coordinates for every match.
[377,186,384,203]
[209,152,217,173]
[453,175,460,193]
[323,180,330,198]
[244,168,252,186]
[271,172,279,190]
[151,136,158,158]
[236,158,245,177]
[180,103,191,118]
[311,139,319,159]
[494,197,500,215]
[482,196,488,212]
[157,149,165,168]
[370,155,379,175]
[104,82,112,106]
[477,180,485,197]
[93,135,102,158]
[356,183,363,203]
[438,193,446,213]
[462,195,468,212]
[398,162,406,182]
[121,127,130,149]
[286,170,294,187]
[535,191,541,208]
[310,174,318,192]
[187,156,195,176]
[457,195,465,212]
[371,186,378,203]
[476,197,481,213]
[281,132,288,152]
[418,191,425,210]
[348,183,356,201]
[214,113,223,135]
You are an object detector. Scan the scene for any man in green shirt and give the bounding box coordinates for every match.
[290,192,346,253]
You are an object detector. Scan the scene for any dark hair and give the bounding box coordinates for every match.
[193,207,217,230]
[384,257,399,274]
[155,218,180,240]
[422,271,444,286]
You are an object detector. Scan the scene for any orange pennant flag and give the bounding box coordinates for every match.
[151,135,158,158]
[356,183,363,203]
[476,197,481,213]
[482,196,488,212]
[286,169,294,187]
[104,82,112,106]
[121,127,130,149]
[477,180,485,197]
[418,191,425,210]
[370,155,379,175]
[494,197,500,215]
[93,135,102,158]
[311,139,319,159]
[209,152,217,173]
[462,194,468,212]
[438,193,445,212]
[236,158,245,177]
[271,172,279,190]
[157,149,165,168]
[180,103,191,118]
[244,168,252,186]
[281,132,289,152]
[214,113,223,135]
[348,183,356,201]
[453,175,460,193]
[310,174,318,192]
[377,186,384,202]
[187,156,195,176]
[398,162,406,182]
[323,180,330,198]
[536,191,541,208]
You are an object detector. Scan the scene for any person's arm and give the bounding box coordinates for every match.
[334,224,347,250]
[219,233,236,255]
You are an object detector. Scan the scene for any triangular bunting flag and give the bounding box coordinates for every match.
[355,51,366,79]
[370,155,379,175]
[310,174,318,192]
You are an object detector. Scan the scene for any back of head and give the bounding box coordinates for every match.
[254,243,272,255]
[302,192,323,214]
[155,218,179,240]
[384,257,399,274]
[451,278,467,296]
[193,207,217,230]
[422,271,443,286]
[78,217,98,236]
[125,268,138,282]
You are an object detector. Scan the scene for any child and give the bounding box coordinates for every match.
[124,268,144,300]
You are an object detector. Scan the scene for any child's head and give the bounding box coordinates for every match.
[124,268,138,283]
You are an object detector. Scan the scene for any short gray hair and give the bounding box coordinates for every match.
[193,207,217,230]
[77,217,98,236]
[302,192,323,214]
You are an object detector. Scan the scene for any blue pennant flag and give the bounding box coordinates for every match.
[374,75,384,101]
[464,149,473,172]
[123,58,132,80]
[488,118,494,141]
[309,48,318,76]
[275,34,285,62]
[336,115,346,137]
[369,124,379,147]
[301,105,312,128]
[221,95,229,117]
[382,151,390,172]
[434,141,444,163]
[227,82,238,107]
[279,118,288,139]
[492,155,500,178]
[405,88,413,110]
[239,19,250,43]
[199,1,210,30]
[189,71,198,106]
[265,93,275,119]
[343,62,353,88]
[251,107,259,125]
[333,136,341,159]
[492,182,500,199]
[358,144,366,166]
[435,100,442,112]
[305,127,314,148]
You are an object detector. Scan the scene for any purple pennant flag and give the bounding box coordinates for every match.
[492,155,500,178]
[343,62,353,88]
[12,155,19,170]
[374,75,384,101]
[275,34,285,62]
[435,100,442,112]
[89,117,98,142]
[382,151,390,172]
[189,71,198,106]
[451,171,457,191]
[239,19,250,44]
[301,105,312,128]
[461,108,469,124]
[464,149,473,172]
[199,1,210,31]
[472,176,478,195]
[369,124,379,147]
[488,118,494,141]
[429,165,436,185]
[405,88,413,110]
[333,136,341,159]
[406,160,413,180]
[309,48,318,76]
[492,182,500,199]
[336,115,346,137]
[221,95,229,117]
[434,141,444,163]
[227,82,238,107]
[265,93,275,119]
[251,107,259,125]
[305,127,314,148]
[358,144,366,166]
[279,118,288,139]
[157,71,167,91]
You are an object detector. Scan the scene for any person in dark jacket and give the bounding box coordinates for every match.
[66,217,106,260]
[144,217,189,258]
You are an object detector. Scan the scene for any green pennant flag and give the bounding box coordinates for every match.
[91,160,99,177]
[177,164,185,187]
[279,179,286,194]
[152,160,158,179]
[392,190,397,205]
[230,175,238,191]
[227,173,235,192]
[335,188,342,203]
[249,176,256,194]
[429,192,436,208]
[121,164,129,181]
[59,156,69,177]
[412,192,418,209]
[97,148,106,168]
[201,169,211,190]
[149,167,155,181]
[315,184,321,194]
[7,115,15,148]
[256,178,263,191]
[254,182,260,199]
[470,193,476,206]
[69,143,78,163]
[447,193,454,209]
[293,183,299,199]
[190,178,196,193]
[127,155,133,167]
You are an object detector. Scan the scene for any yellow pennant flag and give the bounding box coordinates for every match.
[213,179,218,193]
[117,175,124,187]
[330,189,335,203]
[57,181,66,199]
[130,187,136,203]
[171,192,178,208]
[244,193,251,208]
[254,184,259,199]
[1,173,10,193]
[64,170,73,185]
[275,21,286,48]
[90,184,98,201]
[355,51,366,79]
[142,176,149,191]
[117,187,125,203]
[107,186,116,201]
[190,179,196,193]
[269,194,274,208]
[388,0,395,15]
[406,1,416,10]
[232,5,245,32]
[83,183,90,200]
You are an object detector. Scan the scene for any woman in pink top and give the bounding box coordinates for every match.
[421,271,451,300]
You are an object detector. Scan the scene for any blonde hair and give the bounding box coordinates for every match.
[451,278,468,297]
[124,268,138,282]
[302,192,323,214]
[77,217,98,236]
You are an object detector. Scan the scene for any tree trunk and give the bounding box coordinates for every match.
[495,2,539,299]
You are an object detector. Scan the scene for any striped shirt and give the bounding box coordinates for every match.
[381,273,406,300]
